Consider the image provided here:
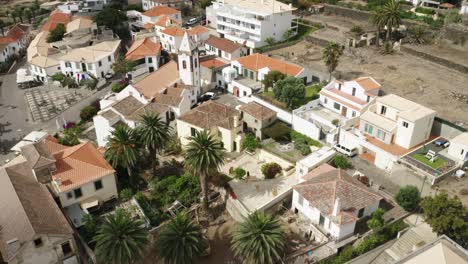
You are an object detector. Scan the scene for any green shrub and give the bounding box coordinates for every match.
[120,188,133,201]
[290,130,322,147]
[52,72,65,82]
[354,234,386,256]
[80,105,98,121]
[47,23,66,43]
[331,155,349,169]
[242,133,260,152]
[261,162,282,179]
[294,138,311,155]
[395,185,421,211]
[112,83,125,93]
[135,192,169,226]
[350,25,363,35]
[232,167,247,179]
[332,246,355,264]
[262,122,291,141]
[151,173,201,207]
[415,7,435,15]
[367,208,385,231]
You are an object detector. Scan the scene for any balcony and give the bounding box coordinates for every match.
[217,10,262,26]
[217,20,261,35]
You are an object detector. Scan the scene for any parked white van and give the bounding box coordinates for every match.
[334,144,358,157]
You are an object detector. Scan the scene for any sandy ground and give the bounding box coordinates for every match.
[269,41,468,124]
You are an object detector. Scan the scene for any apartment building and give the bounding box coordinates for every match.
[142,0,192,11]
[59,40,121,80]
[339,94,436,170]
[206,0,296,49]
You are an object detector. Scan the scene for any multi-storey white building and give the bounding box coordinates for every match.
[159,26,210,53]
[59,40,121,81]
[206,0,296,49]
[339,94,436,170]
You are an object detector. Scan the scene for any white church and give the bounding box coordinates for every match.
[93,33,203,147]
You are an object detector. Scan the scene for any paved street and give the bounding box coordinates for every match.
[0,68,111,163]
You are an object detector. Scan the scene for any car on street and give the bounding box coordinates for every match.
[185,17,199,27]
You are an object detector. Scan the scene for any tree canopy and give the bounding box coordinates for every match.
[272,76,305,109]
[322,42,344,81]
[47,23,66,43]
[93,8,128,30]
[262,70,286,90]
[420,192,468,248]
[395,185,421,211]
[112,56,136,77]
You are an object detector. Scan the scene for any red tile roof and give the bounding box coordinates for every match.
[200,58,227,69]
[154,15,181,28]
[236,53,303,76]
[142,6,179,17]
[205,35,242,53]
[125,38,161,61]
[294,168,382,226]
[188,25,209,35]
[353,77,381,91]
[43,136,114,192]
[161,26,186,36]
[41,10,71,32]
[0,24,30,44]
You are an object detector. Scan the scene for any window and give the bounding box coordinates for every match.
[338,83,342,90]
[402,121,409,128]
[194,58,198,68]
[461,149,465,155]
[249,71,254,80]
[324,98,328,104]
[333,102,340,110]
[352,87,356,96]
[182,60,187,69]
[380,105,387,115]
[33,238,43,247]
[190,127,196,136]
[254,119,258,123]
[94,180,103,190]
[74,188,82,198]
[377,129,386,141]
[101,72,104,78]
[107,56,111,62]
[148,57,152,63]
[352,111,356,117]
[298,195,304,206]
[364,123,374,134]
[67,192,73,199]
[243,69,248,76]
[65,62,71,67]
[367,96,370,103]
[61,242,73,256]
[358,208,364,218]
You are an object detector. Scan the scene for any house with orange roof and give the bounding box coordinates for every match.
[222,53,313,97]
[142,0,192,11]
[199,56,229,92]
[291,165,382,241]
[41,10,72,32]
[125,38,162,79]
[141,6,181,24]
[18,136,118,227]
[0,24,30,62]
[204,35,247,61]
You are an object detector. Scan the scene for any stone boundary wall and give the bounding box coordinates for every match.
[400,45,468,74]
[322,4,371,21]
[304,35,330,47]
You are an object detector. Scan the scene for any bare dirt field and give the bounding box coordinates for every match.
[269,41,468,124]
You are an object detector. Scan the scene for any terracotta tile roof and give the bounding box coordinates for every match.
[353,77,381,91]
[111,96,146,117]
[200,58,228,69]
[154,15,181,27]
[188,25,209,35]
[153,93,182,107]
[205,35,242,53]
[125,38,161,61]
[235,53,303,76]
[20,142,56,169]
[132,60,179,98]
[5,23,29,41]
[43,136,114,192]
[142,6,179,17]
[0,158,73,261]
[178,100,240,130]
[302,163,336,181]
[41,10,71,32]
[294,168,382,226]
[161,26,186,36]
[239,102,276,121]
[128,101,169,120]
[142,22,155,29]
[0,37,16,44]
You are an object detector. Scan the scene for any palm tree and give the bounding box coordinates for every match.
[104,125,140,187]
[0,20,5,36]
[24,8,32,24]
[370,8,386,47]
[157,213,208,264]
[93,209,148,264]
[381,0,402,41]
[10,10,17,24]
[15,7,24,24]
[231,211,285,264]
[136,111,171,176]
[184,130,225,213]
[322,41,344,81]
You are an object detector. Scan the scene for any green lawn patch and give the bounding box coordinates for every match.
[262,121,292,141]
[257,91,290,112]
[411,153,446,170]
[257,83,323,111]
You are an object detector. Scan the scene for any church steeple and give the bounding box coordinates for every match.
[177,31,200,90]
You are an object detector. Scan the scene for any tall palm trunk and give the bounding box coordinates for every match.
[375,27,381,47]
[151,147,158,177]
[200,171,209,213]
[127,166,135,190]
[386,21,392,41]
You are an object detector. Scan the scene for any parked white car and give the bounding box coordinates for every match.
[334,144,358,157]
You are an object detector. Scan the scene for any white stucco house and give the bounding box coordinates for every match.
[140,6,181,24]
[177,100,244,152]
[222,53,313,97]
[125,38,161,79]
[206,0,296,49]
[292,77,381,145]
[27,31,62,83]
[204,35,248,61]
[59,40,121,81]
[21,136,119,227]
[159,25,210,53]
[447,132,468,165]
[292,164,382,241]
[339,94,436,170]
[0,155,78,264]
[0,24,30,62]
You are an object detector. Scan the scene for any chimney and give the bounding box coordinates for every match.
[332,197,341,217]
